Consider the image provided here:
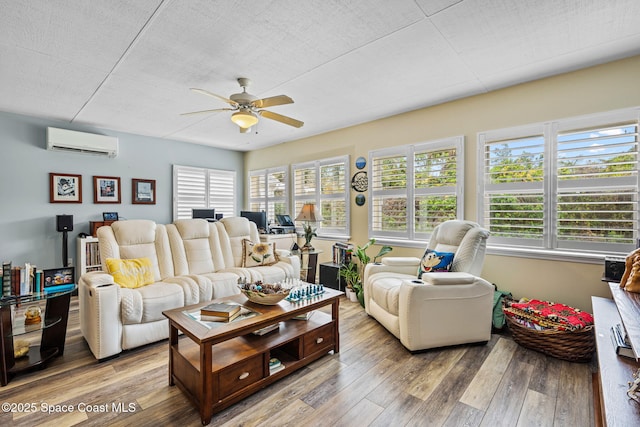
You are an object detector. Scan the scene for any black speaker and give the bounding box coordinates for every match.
[215,213,223,220]
[56,214,74,232]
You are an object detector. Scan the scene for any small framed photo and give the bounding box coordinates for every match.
[50,173,82,203]
[43,267,75,287]
[102,212,119,221]
[94,176,121,204]
[132,178,156,205]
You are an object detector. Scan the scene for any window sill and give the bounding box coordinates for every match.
[486,245,614,265]
[372,238,620,265]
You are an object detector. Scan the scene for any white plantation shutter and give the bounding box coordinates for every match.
[370,149,408,237]
[173,165,236,220]
[293,156,349,238]
[555,121,638,252]
[478,108,640,255]
[209,170,236,218]
[248,167,288,224]
[479,130,546,246]
[370,137,464,241]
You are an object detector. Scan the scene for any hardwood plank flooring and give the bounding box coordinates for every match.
[0,297,595,426]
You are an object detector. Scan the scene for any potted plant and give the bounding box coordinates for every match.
[340,239,392,307]
[339,261,360,302]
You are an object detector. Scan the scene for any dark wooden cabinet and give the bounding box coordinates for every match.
[320,262,342,291]
[592,283,640,426]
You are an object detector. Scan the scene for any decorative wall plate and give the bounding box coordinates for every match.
[351,171,368,192]
[355,194,365,206]
[355,156,366,170]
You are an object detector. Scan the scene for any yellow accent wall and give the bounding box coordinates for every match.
[245,55,640,312]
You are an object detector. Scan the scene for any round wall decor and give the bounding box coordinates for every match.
[351,171,368,192]
[355,194,365,206]
[355,156,367,169]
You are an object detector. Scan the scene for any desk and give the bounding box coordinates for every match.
[259,233,297,248]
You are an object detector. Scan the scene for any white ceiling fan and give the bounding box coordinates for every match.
[182,78,304,133]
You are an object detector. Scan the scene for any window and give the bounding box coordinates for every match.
[173,165,236,220]
[478,108,639,256]
[292,156,350,238]
[370,136,464,243]
[248,167,289,224]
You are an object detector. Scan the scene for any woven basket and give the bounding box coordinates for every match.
[505,315,595,362]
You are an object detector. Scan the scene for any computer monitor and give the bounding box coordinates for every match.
[276,214,294,226]
[192,208,216,221]
[240,211,268,233]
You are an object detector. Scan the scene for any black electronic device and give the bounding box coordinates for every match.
[192,208,216,221]
[276,214,294,227]
[56,214,73,232]
[103,212,119,221]
[215,213,224,220]
[604,256,626,283]
[56,214,73,267]
[240,210,268,233]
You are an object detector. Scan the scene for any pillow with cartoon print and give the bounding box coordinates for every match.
[417,249,454,278]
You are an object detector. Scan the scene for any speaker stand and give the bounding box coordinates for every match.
[62,230,68,267]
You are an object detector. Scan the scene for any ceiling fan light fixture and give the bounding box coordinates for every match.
[231,110,258,129]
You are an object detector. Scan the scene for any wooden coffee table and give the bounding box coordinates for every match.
[163,288,341,425]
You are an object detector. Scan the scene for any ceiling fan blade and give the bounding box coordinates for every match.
[190,88,238,106]
[259,110,304,128]
[180,108,233,116]
[258,110,304,128]
[252,95,294,108]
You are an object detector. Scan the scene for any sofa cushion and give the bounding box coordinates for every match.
[105,257,154,288]
[242,240,279,267]
[120,281,184,324]
[417,249,454,278]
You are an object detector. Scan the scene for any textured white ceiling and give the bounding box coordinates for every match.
[1,0,639,152]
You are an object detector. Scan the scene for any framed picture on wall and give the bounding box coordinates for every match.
[49,173,82,203]
[132,178,156,204]
[93,176,121,204]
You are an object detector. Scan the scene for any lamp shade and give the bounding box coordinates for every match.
[295,203,323,222]
[231,110,259,128]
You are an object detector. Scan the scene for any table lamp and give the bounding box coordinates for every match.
[295,203,323,250]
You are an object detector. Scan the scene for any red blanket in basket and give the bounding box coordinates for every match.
[504,299,593,331]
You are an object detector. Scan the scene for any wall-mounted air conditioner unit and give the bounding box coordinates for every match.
[46,127,119,158]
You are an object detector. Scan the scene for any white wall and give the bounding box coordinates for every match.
[0,112,244,270]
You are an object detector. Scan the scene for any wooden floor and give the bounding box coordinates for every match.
[0,297,595,427]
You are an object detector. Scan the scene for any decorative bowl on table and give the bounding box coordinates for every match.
[238,282,290,305]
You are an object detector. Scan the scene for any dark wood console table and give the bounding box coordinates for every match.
[592,282,640,426]
[0,285,75,386]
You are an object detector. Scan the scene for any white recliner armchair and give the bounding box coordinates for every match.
[363,220,493,351]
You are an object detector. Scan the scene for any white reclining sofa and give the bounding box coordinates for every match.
[79,218,300,360]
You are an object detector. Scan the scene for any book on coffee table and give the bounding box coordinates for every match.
[201,310,242,323]
[201,302,240,318]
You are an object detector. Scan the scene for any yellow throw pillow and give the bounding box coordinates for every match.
[242,239,279,267]
[105,257,154,289]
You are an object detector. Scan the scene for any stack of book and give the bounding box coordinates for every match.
[269,357,285,374]
[332,242,353,265]
[611,323,636,359]
[2,262,44,296]
[200,302,241,322]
